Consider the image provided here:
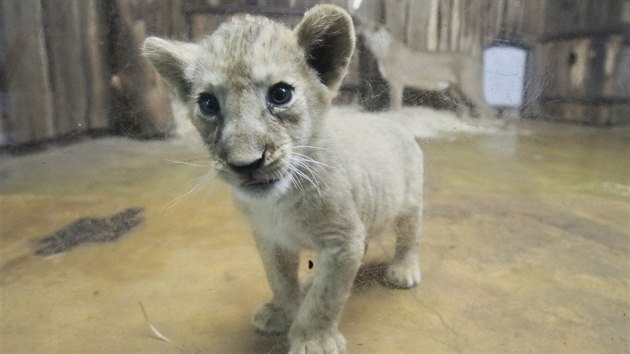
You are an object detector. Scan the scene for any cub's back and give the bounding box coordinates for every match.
[326,113,422,174]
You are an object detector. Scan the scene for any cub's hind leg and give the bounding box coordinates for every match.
[385,207,422,288]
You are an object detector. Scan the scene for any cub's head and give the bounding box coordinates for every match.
[143,5,354,198]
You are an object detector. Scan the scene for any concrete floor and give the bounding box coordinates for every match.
[1,107,628,353]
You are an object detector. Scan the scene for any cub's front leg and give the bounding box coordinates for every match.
[288,233,364,354]
[252,236,302,336]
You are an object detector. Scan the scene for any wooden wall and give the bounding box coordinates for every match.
[0,0,187,149]
[355,0,630,124]
[0,0,347,149]
[107,0,186,138]
[1,0,56,146]
[1,0,628,149]
[352,0,547,111]
[529,0,630,125]
[377,0,544,54]
[0,0,117,147]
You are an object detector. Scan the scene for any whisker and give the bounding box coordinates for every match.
[293,145,327,151]
[289,155,322,197]
[163,159,211,167]
[291,153,325,178]
[292,165,318,195]
[292,152,331,193]
[162,168,218,213]
[291,152,330,168]
[281,157,305,192]
[287,167,301,192]
[169,156,210,162]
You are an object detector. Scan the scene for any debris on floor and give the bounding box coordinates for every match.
[34,208,144,256]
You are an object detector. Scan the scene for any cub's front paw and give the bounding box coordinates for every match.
[252,302,295,336]
[385,254,421,289]
[288,329,346,354]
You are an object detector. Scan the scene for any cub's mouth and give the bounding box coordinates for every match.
[235,173,288,196]
[241,178,280,188]
[225,156,292,197]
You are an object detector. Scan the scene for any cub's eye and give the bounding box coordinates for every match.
[197,93,220,116]
[268,83,294,106]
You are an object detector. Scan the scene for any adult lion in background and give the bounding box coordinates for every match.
[360,22,493,118]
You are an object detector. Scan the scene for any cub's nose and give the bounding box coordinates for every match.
[227,155,264,175]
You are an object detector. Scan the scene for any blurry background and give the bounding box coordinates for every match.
[0,1,628,353]
[1,0,629,151]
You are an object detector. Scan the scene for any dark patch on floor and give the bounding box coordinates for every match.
[34,208,144,256]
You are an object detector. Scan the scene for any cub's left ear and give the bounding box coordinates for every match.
[295,5,355,93]
[142,37,199,100]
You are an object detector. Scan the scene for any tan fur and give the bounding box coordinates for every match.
[143,5,423,354]
[360,24,492,117]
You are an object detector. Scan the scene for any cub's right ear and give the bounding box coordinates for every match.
[295,5,355,93]
[142,37,198,100]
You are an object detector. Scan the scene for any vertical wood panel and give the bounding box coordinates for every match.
[42,0,89,136]
[426,0,438,50]
[540,35,629,100]
[460,0,483,55]
[543,0,623,36]
[191,14,226,40]
[448,0,462,52]
[1,0,55,144]
[406,0,431,50]
[604,37,630,99]
[437,0,452,51]
[110,0,177,138]
[1,0,626,148]
[79,0,110,130]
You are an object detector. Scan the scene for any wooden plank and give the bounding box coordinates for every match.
[494,0,506,40]
[426,0,438,50]
[521,0,545,40]
[42,0,89,136]
[169,0,188,39]
[126,0,187,38]
[611,104,630,125]
[406,0,431,50]
[540,35,627,102]
[109,0,178,138]
[462,0,483,56]
[542,0,623,38]
[479,0,500,47]
[534,33,630,125]
[184,0,311,16]
[78,0,110,130]
[0,3,8,146]
[456,0,471,53]
[520,44,544,118]
[0,0,55,144]
[191,13,226,40]
[499,0,543,46]
[540,101,630,125]
[450,0,461,51]
[603,37,630,99]
[437,0,452,51]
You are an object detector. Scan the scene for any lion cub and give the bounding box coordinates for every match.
[143,5,423,354]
